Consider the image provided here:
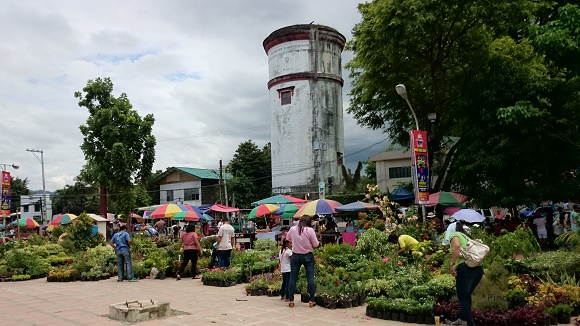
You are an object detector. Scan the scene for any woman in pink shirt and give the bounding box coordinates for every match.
[286,215,319,308]
[176,224,202,280]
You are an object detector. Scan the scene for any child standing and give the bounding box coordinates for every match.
[279,239,293,301]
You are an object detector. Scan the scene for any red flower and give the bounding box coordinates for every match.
[397,261,403,266]
[382,256,389,263]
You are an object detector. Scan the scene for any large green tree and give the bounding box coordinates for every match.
[75,77,156,229]
[51,181,99,215]
[10,176,31,213]
[346,0,580,205]
[227,140,271,208]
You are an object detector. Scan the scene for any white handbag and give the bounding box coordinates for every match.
[459,234,490,267]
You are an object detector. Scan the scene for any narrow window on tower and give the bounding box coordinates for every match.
[277,86,295,106]
[281,91,291,105]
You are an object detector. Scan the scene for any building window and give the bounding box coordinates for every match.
[34,202,41,212]
[184,188,200,201]
[389,166,412,179]
[166,190,174,202]
[23,205,29,213]
[277,86,295,106]
[336,152,343,165]
[281,91,292,105]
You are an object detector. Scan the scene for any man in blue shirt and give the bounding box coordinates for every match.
[110,225,137,282]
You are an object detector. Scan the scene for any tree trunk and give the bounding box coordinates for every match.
[99,186,107,220]
[433,139,461,191]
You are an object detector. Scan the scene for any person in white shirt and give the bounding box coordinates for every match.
[533,213,547,248]
[216,218,235,268]
[279,239,293,301]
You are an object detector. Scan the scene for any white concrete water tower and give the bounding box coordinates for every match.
[263,24,346,196]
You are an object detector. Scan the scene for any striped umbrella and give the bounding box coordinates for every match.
[248,204,280,219]
[151,204,186,218]
[273,204,300,218]
[293,199,342,217]
[172,206,203,221]
[201,213,213,221]
[51,213,78,226]
[14,218,40,229]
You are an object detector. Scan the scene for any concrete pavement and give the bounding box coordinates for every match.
[2,277,403,325]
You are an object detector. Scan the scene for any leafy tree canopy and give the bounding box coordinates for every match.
[346,0,580,206]
[227,140,272,208]
[75,77,156,225]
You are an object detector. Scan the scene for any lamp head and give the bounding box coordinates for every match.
[11,164,19,170]
[395,84,408,100]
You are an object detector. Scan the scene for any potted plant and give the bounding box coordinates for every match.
[548,303,572,324]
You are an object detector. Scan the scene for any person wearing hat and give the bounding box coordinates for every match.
[427,212,444,245]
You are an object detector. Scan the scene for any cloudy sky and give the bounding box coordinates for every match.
[1,0,388,192]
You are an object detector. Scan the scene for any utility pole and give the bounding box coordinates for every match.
[26,149,46,224]
[219,159,224,204]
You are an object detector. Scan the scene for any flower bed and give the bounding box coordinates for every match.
[201,267,241,287]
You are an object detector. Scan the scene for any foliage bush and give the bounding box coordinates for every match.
[4,248,50,277]
[200,235,218,250]
[65,212,105,252]
[12,274,31,281]
[252,238,277,251]
[356,228,392,259]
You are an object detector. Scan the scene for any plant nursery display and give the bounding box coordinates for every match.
[1,187,580,326]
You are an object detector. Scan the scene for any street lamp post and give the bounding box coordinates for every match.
[26,149,47,224]
[395,84,427,223]
[395,84,420,131]
[0,163,19,171]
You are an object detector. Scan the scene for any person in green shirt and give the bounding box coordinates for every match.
[448,222,483,326]
[388,234,419,254]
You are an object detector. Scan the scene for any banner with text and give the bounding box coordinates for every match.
[410,130,430,204]
[1,171,11,217]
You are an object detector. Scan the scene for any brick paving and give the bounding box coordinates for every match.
[2,277,401,325]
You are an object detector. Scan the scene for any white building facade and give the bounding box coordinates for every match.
[19,194,52,224]
[263,24,346,196]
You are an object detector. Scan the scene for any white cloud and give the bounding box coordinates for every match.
[1,0,386,192]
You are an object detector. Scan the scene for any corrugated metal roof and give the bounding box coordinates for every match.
[174,167,221,180]
[149,166,230,184]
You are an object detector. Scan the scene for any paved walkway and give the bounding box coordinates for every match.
[2,277,403,325]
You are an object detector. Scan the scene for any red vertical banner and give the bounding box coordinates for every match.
[1,171,11,216]
[410,130,430,205]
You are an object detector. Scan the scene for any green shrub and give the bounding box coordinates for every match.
[356,228,391,258]
[4,248,50,277]
[12,274,31,281]
[66,212,105,252]
[253,239,277,251]
[200,235,218,250]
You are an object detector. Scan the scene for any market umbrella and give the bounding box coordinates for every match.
[273,204,300,218]
[451,209,485,223]
[293,199,342,217]
[444,206,462,216]
[390,187,415,202]
[252,194,306,206]
[42,224,55,231]
[208,204,240,213]
[427,191,468,207]
[172,210,201,222]
[335,201,380,212]
[248,204,280,219]
[14,218,40,229]
[150,203,187,218]
[51,213,78,226]
[201,213,214,221]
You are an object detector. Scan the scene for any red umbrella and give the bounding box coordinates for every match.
[209,204,240,213]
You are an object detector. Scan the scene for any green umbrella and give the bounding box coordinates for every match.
[275,204,300,218]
